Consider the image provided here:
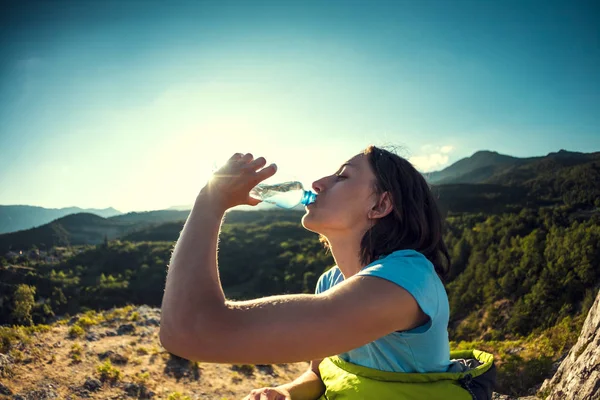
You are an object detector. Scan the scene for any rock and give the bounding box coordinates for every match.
[69,385,91,398]
[12,395,25,400]
[98,350,115,360]
[97,350,128,365]
[123,382,154,399]
[505,346,524,355]
[256,364,276,376]
[105,330,118,337]
[164,354,201,381]
[83,377,102,392]
[111,353,129,365]
[85,332,100,341]
[144,318,160,326]
[539,289,600,399]
[117,324,136,335]
[18,383,58,399]
[0,382,13,395]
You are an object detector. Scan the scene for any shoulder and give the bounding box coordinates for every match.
[357,249,444,320]
[359,249,437,281]
[315,266,343,294]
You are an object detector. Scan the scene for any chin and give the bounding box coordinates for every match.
[301,211,321,234]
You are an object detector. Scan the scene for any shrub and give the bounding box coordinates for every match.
[167,393,191,400]
[70,343,83,363]
[96,360,122,382]
[0,326,30,353]
[68,325,85,338]
[134,371,150,383]
[232,364,255,376]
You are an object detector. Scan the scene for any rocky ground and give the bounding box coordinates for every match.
[0,306,308,399]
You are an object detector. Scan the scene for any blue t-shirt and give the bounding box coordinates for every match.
[315,249,451,373]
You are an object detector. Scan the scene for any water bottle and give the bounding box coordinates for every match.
[250,181,317,209]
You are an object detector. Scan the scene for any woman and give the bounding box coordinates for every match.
[160,146,492,400]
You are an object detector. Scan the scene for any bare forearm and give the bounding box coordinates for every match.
[161,191,227,332]
[278,370,326,400]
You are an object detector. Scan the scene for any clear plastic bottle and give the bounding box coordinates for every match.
[250,181,317,209]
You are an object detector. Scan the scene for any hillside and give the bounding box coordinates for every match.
[0,209,306,253]
[426,150,532,184]
[484,150,600,205]
[426,150,598,188]
[0,213,140,253]
[0,205,122,235]
[0,306,308,399]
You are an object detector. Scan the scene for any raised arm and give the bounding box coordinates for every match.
[159,153,424,364]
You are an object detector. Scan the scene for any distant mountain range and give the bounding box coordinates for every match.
[1,149,598,252]
[425,149,598,185]
[0,206,122,235]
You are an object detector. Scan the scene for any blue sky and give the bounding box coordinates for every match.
[1,0,598,212]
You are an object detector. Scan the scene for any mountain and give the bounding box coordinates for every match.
[425,150,531,184]
[0,213,141,252]
[428,150,600,214]
[108,210,190,224]
[0,205,122,234]
[425,149,598,186]
[0,209,305,253]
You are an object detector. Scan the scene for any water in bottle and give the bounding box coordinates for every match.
[250,181,317,209]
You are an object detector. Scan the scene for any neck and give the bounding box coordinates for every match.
[326,230,367,278]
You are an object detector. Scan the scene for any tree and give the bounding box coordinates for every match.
[11,284,36,326]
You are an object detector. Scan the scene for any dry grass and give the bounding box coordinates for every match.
[0,309,308,399]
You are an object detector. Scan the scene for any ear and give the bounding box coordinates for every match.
[368,192,394,220]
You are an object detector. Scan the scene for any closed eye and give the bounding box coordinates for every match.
[335,174,347,181]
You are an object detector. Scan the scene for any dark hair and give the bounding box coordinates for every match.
[359,145,451,281]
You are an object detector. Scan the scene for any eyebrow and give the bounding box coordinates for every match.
[335,163,356,174]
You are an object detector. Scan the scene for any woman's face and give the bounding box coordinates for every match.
[302,153,378,237]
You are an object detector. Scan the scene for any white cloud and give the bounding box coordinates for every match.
[409,145,455,172]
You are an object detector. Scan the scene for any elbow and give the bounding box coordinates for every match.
[158,322,177,354]
[159,315,223,361]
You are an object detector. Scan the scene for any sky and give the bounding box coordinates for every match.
[1,0,598,212]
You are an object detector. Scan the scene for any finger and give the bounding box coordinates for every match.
[229,153,244,162]
[240,153,254,163]
[255,163,277,182]
[245,157,267,171]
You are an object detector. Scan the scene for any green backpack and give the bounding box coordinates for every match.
[317,349,496,400]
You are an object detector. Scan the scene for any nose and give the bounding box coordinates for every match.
[312,176,326,193]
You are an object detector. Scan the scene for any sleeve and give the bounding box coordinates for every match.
[315,268,334,295]
[355,252,440,322]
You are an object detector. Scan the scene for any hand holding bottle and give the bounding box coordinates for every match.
[202,152,277,211]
